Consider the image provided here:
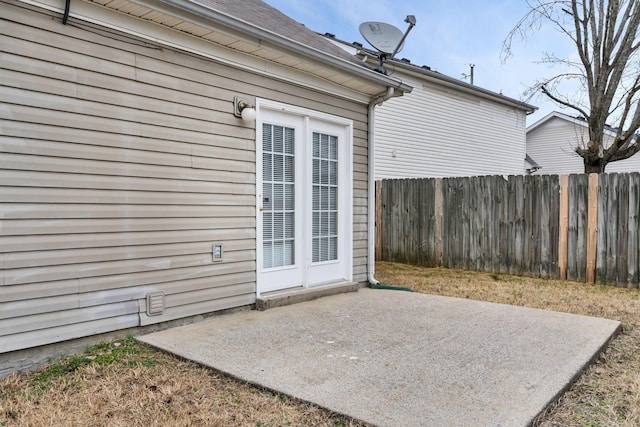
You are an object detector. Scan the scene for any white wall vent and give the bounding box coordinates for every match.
[146,291,165,316]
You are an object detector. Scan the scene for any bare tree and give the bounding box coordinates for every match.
[504,0,640,173]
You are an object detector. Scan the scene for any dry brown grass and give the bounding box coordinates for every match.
[376,262,640,427]
[2,262,639,426]
[0,337,367,427]
[375,262,640,324]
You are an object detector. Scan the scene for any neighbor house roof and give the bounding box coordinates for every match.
[525,154,541,173]
[387,58,537,113]
[526,111,587,133]
[525,154,541,168]
[527,111,627,138]
[324,34,535,113]
[191,0,362,65]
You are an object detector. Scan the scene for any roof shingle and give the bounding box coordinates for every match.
[192,0,363,65]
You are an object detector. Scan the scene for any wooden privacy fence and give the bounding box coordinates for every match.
[376,173,640,288]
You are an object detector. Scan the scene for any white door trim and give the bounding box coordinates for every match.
[256,99,353,297]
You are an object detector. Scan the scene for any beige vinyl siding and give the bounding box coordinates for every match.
[600,154,640,172]
[528,115,640,174]
[0,0,370,353]
[375,75,528,179]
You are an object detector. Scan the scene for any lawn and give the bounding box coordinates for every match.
[2,262,639,426]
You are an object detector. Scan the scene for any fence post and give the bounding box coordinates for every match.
[586,173,599,283]
[434,178,443,266]
[558,175,569,280]
[375,180,382,261]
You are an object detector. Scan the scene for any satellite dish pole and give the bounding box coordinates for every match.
[391,15,416,60]
[359,15,417,75]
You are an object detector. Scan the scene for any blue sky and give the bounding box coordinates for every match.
[263,0,577,125]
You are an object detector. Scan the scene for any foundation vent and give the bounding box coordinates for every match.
[146,291,165,316]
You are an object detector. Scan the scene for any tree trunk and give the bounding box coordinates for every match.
[584,158,606,173]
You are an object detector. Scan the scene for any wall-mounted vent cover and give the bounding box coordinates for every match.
[212,243,224,262]
[146,291,165,316]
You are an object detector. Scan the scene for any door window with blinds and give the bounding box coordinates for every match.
[312,132,338,263]
[256,101,352,295]
[262,124,295,269]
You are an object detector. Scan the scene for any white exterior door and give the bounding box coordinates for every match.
[256,101,353,296]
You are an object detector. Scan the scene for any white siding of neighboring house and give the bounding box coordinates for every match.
[0,0,371,356]
[375,76,529,179]
[527,115,640,174]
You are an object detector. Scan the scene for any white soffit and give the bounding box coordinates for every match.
[22,0,392,101]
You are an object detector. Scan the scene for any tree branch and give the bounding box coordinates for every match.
[609,140,640,161]
[540,84,590,118]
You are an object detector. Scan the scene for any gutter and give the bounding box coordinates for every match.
[367,87,394,286]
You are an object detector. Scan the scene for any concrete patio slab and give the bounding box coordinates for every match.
[138,288,621,427]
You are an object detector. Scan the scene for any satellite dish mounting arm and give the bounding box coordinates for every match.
[390,15,416,60]
[375,53,388,75]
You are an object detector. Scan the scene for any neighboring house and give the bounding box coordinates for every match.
[527,111,640,174]
[325,36,537,179]
[0,0,411,374]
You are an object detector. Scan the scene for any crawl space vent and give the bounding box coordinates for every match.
[146,291,165,316]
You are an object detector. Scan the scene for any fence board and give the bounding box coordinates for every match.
[525,176,535,275]
[629,174,639,287]
[404,181,416,263]
[559,176,569,279]
[513,175,525,275]
[467,178,477,270]
[588,173,599,283]
[540,176,551,277]
[491,176,501,273]
[424,178,437,266]
[442,179,453,268]
[458,178,467,270]
[617,174,629,286]
[499,176,508,274]
[482,177,491,272]
[499,177,509,274]
[483,177,493,272]
[609,173,620,284]
[575,175,588,282]
[549,175,561,278]
[461,178,471,270]
[391,179,403,262]
[375,180,382,261]
[434,178,443,265]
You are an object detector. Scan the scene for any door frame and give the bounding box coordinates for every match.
[255,99,353,297]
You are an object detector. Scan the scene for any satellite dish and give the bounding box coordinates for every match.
[359,22,405,55]
[358,16,417,75]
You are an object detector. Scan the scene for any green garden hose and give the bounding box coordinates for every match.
[369,282,413,292]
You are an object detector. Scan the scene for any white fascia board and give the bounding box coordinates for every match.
[17,0,379,103]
